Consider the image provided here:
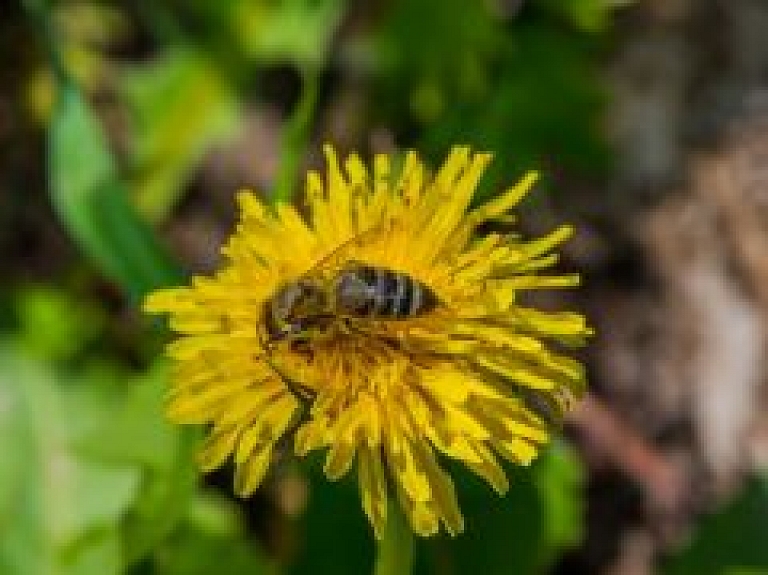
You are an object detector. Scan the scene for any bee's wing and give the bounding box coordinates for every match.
[304,220,392,276]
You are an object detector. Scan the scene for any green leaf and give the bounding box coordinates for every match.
[0,346,141,575]
[70,362,199,567]
[422,24,611,203]
[286,460,375,575]
[535,442,585,555]
[286,445,583,575]
[664,475,768,575]
[152,492,274,575]
[14,286,106,363]
[415,444,584,575]
[0,343,199,574]
[536,0,613,32]
[376,0,503,122]
[48,79,182,301]
[236,0,345,69]
[120,48,241,222]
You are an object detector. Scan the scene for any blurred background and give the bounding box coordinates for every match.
[2,0,768,573]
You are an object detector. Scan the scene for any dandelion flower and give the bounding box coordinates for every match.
[144,146,591,538]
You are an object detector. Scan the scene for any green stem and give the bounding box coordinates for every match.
[374,499,414,575]
[271,69,318,206]
[22,0,67,85]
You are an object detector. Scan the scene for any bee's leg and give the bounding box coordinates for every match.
[342,318,377,341]
[338,318,353,335]
[290,339,314,358]
[264,353,317,407]
[341,320,400,353]
[395,330,414,353]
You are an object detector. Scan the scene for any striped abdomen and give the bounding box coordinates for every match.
[334,264,438,319]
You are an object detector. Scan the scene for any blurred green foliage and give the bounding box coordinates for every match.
[0,340,269,575]
[119,0,344,220]
[664,475,768,575]
[412,444,584,575]
[5,0,763,574]
[281,443,583,575]
[152,492,274,575]
[0,345,178,574]
[15,286,105,363]
[121,48,241,221]
[49,79,182,300]
[375,0,612,200]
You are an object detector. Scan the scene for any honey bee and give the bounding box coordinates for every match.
[260,228,440,404]
[264,261,439,344]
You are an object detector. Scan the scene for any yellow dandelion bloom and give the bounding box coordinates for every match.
[144,145,591,539]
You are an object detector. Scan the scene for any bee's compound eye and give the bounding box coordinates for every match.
[289,323,305,335]
[297,280,328,307]
[274,283,305,312]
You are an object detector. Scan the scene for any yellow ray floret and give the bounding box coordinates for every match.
[144,144,592,538]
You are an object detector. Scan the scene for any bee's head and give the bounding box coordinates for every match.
[264,279,333,343]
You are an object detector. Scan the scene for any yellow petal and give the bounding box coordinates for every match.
[196,425,240,471]
[468,170,538,224]
[143,288,196,314]
[493,437,539,466]
[386,436,432,503]
[464,443,509,494]
[359,447,388,539]
[234,444,274,497]
[411,440,464,535]
[410,502,440,537]
[324,440,356,481]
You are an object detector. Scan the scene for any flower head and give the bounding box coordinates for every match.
[144,145,591,538]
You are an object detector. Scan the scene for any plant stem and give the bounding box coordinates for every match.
[271,69,318,206]
[22,0,67,85]
[374,499,414,575]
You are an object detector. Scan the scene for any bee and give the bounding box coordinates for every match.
[264,261,439,344]
[261,228,440,404]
